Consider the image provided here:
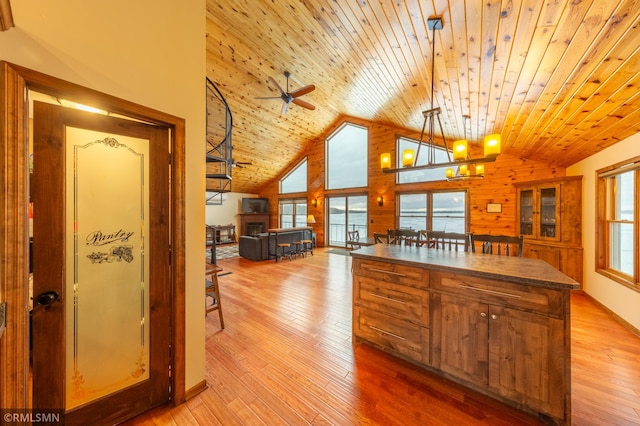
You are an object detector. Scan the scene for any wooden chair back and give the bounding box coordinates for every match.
[470,234,524,257]
[347,230,360,249]
[373,232,388,244]
[388,229,421,247]
[426,231,471,252]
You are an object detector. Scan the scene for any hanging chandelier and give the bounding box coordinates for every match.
[380,16,501,177]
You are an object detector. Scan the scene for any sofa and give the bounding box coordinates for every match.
[239,229,312,261]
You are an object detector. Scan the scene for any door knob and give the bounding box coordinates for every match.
[36,291,59,307]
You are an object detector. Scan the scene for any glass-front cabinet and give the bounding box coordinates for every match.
[515,176,583,284]
[517,183,560,241]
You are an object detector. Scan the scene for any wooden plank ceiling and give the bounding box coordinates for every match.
[206,0,640,194]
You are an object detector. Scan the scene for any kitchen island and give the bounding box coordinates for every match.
[350,244,579,425]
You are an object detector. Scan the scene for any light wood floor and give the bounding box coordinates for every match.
[124,248,640,425]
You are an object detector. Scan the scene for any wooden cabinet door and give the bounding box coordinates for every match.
[435,294,489,386]
[517,183,561,242]
[488,306,565,418]
[526,244,561,270]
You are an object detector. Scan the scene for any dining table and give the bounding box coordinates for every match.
[346,236,377,249]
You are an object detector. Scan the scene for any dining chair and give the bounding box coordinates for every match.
[426,231,471,252]
[205,266,224,328]
[470,234,524,257]
[388,229,421,247]
[347,230,361,249]
[373,232,388,244]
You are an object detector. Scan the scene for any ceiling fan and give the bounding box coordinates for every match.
[256,71,316,115]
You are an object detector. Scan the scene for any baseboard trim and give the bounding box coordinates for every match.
[580,291,640,339]
[184,380,208,401]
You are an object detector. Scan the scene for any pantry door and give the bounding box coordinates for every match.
[31,101,170,425]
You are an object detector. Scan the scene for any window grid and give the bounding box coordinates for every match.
[597,161,639,290]
[279,199,308,228]
[397,191,468,234]
[397,136,453,184]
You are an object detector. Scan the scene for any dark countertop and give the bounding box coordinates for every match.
[350,244,580,290]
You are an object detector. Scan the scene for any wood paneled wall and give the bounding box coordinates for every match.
[260,116,563,246]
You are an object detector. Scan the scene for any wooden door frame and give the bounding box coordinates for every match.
[0,61,186,409]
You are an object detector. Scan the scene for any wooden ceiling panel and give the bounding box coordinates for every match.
[206,0,640,194]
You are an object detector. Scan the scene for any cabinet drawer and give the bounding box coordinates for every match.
[433,272,564,317]
[354,306,430,365]
[353,259,429,288]
[354,275,429,324]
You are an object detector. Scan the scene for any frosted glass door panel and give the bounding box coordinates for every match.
[65,127,150,409]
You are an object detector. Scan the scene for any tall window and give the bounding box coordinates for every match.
[280,158,307,194]
[279,199,308,228]
[597,159,638,288]
[398,191,467,233]
[326,123,368,189]
[398,136,452,184]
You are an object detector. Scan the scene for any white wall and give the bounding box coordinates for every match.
[0,0,206,391]
[206,192,258,234]
[568,132,640,331]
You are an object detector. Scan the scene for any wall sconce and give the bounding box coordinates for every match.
[377,195,384,207]
[311,198,317,208]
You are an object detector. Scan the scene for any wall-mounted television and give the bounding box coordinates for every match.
[241,197,269,214]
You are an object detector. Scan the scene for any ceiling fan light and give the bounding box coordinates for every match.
[484,134,501,157]
[452,139,468,161]
[402,149,415,167]
[380,152,391,169]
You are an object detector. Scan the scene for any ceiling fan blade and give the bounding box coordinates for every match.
[268,76,286,95]
[281,101,290,115]
[292,98,316,110]
[290,84,315,98]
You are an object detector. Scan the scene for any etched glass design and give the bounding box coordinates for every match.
[64,127,150,409]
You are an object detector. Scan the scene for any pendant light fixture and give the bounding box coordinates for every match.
[380,16,500,175]
[445,115,485,180]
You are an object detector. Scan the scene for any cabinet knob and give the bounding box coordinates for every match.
[480,312,487,318]
[491,314,498,320]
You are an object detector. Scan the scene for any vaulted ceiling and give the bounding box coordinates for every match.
[206,0,640,194]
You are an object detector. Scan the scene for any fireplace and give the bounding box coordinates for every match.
[246,222,264,236]
[240,213,270,236]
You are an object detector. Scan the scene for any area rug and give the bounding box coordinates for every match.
[206,244,239,261]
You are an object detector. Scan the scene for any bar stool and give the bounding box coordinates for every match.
[291,241,304,258]
[301,239,313,256]
[205,266,224,329]
[277,243,292,262]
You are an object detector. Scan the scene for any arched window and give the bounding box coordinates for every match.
[326,123,368,189]
[280,158,307,194]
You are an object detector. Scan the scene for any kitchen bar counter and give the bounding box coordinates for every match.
[350,245,577,425]
[350,244,579,290]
